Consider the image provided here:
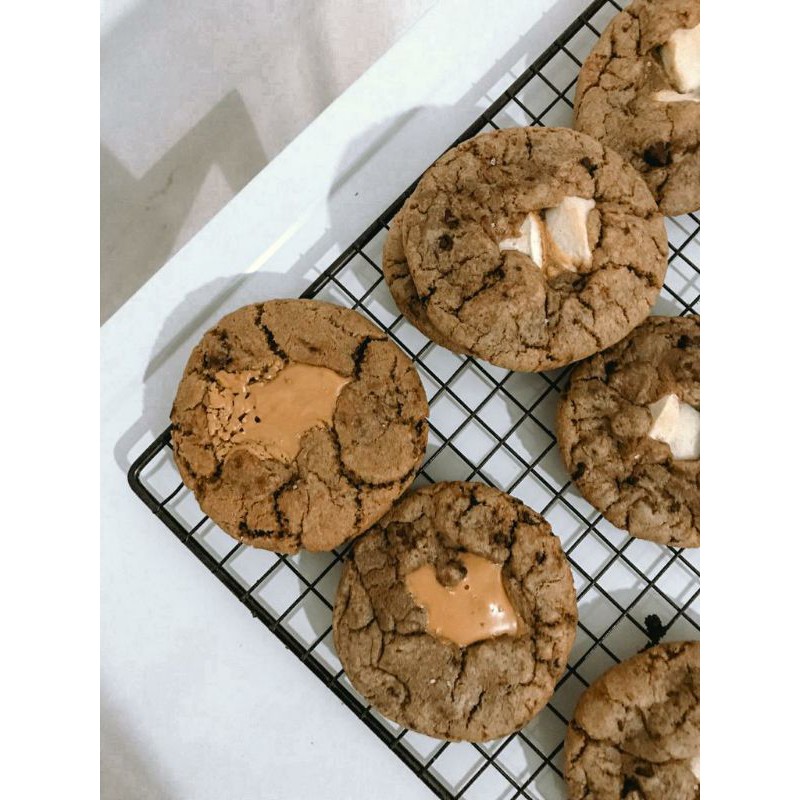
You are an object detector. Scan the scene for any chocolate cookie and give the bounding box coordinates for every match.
[171,300,429,553]
[383,208,468,354]
[564,640,700,800]
[574,0,700,216]
[332,481,577,741]
[401,127,668,371]
[557,315,699,548]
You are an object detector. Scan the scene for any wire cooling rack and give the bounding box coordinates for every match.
[127,1,699,797]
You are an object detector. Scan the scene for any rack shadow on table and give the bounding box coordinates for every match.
[127,1,700,797]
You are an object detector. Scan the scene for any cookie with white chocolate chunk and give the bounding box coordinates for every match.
[564,640,700,800]
[556,315,700,548]
[170,300,429,554]
[398,127,668,371]
[574,0,700,216]
[332,481,577,741]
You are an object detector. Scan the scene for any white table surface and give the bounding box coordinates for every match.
[100,1,593,797]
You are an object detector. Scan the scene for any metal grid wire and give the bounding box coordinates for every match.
[127,1,699,797]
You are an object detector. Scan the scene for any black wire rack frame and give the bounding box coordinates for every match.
[127,1,699,797]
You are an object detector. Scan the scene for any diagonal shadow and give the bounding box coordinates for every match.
[101,691,175,800]
[101,90,267,322]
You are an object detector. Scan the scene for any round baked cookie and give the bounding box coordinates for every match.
[574,0,700,216]
[333,481,577,741]
[564,640,700,800]
[557,315,699,547]
[383,208,469,354]
[170,300,429,554]
[401,127,668,371]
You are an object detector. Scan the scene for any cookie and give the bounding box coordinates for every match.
[557,315,699,547]
[383,208,470,355]
[564,640,700,800]
[332,481,577,741]
[401,127,668,371]
[574,0,700,216]
[171,299,429,553]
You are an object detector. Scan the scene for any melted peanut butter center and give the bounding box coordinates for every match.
[405,552,519,647]
[214,363,351,462]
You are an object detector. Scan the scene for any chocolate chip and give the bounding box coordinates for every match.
[487,266,504,281]
[621,776,642,797]
[572,462,586,481]
[644,613,668,645]
[643,141,672,167]
[419,286,436,305]
[443,208,459,229]
[254,416,261,423]
[438,233,453,251]
[203,352,229,371]
[677,334,691,349]
[624,475,638,486]
[580,156,598,175]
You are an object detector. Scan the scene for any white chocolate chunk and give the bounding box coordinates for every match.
[648,393,700,460]
[544,196,595,270]
[648,394,680,445]
[653,89,700,104]
[662,24,700,94]
[498,213,544,267]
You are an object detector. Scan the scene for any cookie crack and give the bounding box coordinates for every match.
[458,265,505,306]
[351,335,380,379]
[256,307,289,361]
[464,689,486,730]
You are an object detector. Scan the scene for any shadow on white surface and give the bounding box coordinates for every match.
[101,694,175,800]
[100,0,438,322]
[101,90,267,323]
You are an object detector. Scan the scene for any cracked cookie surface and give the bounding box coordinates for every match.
[170,300,429,553]
[564,640,700,800]
[574,0,700,216]
[557,315,699,547]
[332,481,577,741]
[401,127,667,371]
[383,208,469,354]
